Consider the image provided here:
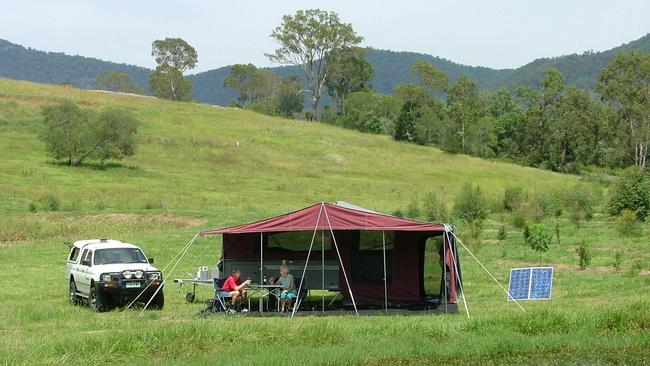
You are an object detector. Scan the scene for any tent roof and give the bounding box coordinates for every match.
[200,202,446,236]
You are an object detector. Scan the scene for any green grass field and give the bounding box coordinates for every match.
[0,78,648,365]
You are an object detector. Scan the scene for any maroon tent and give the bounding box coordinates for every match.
[200,202,461,313]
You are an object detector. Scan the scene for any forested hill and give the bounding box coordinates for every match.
[0,39,151,92]
[1,34,648,105]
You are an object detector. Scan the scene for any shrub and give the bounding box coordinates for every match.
[617,209,642,237]
[497,221,507,241]
[608,167,650,221]
[575,241,592,270]
[511,206,529,230]
[565,185,596,228]
[613,252,622,272]
[27,202,37,213]
[405,200,421,219]
[422,192,448,222]
[535,192,560,218]
[526,223,552,265]
[453,183,488,223]
[468,220,483,239]
[39,194,60,212]
[503,186,525,211]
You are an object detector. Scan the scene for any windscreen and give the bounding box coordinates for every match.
[94,248,147,265]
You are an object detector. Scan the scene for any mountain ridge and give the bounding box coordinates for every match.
[1,34,648,105]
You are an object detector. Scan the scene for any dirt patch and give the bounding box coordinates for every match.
[67,214,207,228]
[326,153,345,164]
[639,270,650,276]
[496,260,618,274]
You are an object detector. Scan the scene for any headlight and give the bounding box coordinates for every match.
[147,272,161,280]
[123,270,133,279]
[100,273,112,282]
[134,270,144,279]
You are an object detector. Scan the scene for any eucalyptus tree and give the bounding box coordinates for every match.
[410,60,447,95]
[325,46,374,115]
[149,38,197,101]
[598,50,650,167]
[267,9,362,119]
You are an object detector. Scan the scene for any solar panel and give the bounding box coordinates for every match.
[507,267,553,301]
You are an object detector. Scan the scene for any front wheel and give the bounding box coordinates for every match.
[149,290,165,310]
[89,286,110,312]
[69,281,81,305]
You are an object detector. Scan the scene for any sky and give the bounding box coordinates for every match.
[1,0,649,73]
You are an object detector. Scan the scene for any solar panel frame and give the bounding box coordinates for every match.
[507,266,553,301]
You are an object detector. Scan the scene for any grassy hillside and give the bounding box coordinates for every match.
[0,78,649,365]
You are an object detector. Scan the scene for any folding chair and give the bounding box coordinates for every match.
[212,278,233,313]
[289,277,309,312]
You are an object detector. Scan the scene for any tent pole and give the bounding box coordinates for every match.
[323,204,359,316]
[291,204,323,318]
[446,230,469,318]
[382,230,388,314]
[321,229,325,312]
[256,232,265,313]
[443,230,448,314]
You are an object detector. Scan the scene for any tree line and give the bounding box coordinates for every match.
[92,9,650,172]
[331,51,649,172]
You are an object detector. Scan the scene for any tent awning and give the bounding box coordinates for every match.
[200,202,446,236]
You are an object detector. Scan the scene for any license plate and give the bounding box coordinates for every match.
[125,282,141,288]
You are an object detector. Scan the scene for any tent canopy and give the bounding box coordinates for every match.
[199,202,459,309]
[200,202,446,236]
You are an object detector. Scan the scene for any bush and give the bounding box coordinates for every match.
[404,200,421,219]
[535,192,560,218]
[39,194,60,212]
[468,220,483,239]
[565,185,596,228]
[575,241,592,270]
[613,252,623,272]
[453,183,488,223]
[617,209,642,237]
[526,223,552,265]
[608,167,650,221]
[511,206,529,230]
[497,218,507,241]
[503,186,525,211]
[422,192,448,222]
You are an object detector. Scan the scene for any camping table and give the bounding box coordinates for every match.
[246,284,283,313]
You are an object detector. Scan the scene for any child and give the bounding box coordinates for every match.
[275,265,297,313]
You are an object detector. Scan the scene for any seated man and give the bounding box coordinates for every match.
[221,268,251,311]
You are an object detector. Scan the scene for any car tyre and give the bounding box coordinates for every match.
[69,280,81,305]
[89,286,110,312]
[149,290,165,310]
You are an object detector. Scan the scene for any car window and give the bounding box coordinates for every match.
[68,247,80,262]
[80,249,93,267]
[94,248,147,265]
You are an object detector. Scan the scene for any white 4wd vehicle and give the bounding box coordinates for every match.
[65,239,164,311]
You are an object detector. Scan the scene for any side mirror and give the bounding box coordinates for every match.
[148,257,154,264]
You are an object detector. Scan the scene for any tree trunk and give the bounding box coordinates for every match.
[461,121,465,155]
[311,95,319,121]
